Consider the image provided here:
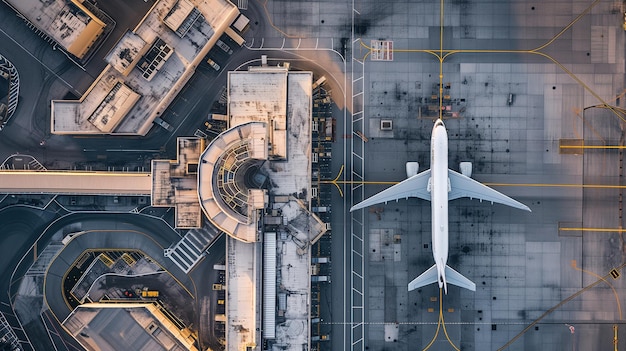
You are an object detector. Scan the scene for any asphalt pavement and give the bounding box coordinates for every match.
[0,205,59,351]
[0,1,353,350]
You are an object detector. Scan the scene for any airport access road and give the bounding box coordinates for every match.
[5,210,187,350]
[0,205,59,351]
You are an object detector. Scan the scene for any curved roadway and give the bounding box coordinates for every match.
[0,205,58,350]
[44,228,195,323]
[0,209,193,350]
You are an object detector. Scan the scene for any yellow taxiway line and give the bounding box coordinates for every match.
[422,288,460,351]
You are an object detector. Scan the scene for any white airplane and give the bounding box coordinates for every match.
[351,119,531,294]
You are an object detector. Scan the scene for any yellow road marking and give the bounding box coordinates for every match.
[498,263,626,350]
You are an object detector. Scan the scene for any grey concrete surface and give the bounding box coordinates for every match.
[340,0,626,350]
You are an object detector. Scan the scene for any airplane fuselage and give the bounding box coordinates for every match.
[430,119,449,291]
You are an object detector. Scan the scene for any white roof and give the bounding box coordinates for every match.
[229,68,288,159]
[51,0,240,135]
[223,65,315,351]
[0,171,151,195]
[226,237,259,350]
[163,0,195,32]
[5,0,105,59]
[105,31,147,75]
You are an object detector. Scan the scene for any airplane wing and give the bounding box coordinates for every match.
[447,169,531,212]
[350,169,431,212]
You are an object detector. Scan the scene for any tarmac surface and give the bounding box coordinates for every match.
[338,0,626,350]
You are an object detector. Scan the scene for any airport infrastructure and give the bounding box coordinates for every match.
[0,53,18,130]
[345,1,626,350]
[152,137,206,229]
[0,0,625,350]
[0,60,327,351]
[63,303,198,351]
[2,0,111,64]
[0,170,151,195]
[216,64,326,350]
[44,229,198,351]
[49,0,243,135]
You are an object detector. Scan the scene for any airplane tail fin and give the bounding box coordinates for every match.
[445,265,476,291]
[407,264,438,291]
[407,264,476,292]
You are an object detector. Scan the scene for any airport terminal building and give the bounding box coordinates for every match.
[1,1,327,349]
[155,63,324,350]
[45,0,244,135]
[4,62,326,351]
[3,0,110,64]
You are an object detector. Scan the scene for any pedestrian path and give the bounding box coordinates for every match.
[165,222,221,273]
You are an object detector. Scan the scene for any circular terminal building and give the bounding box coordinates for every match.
[198,121,268,243]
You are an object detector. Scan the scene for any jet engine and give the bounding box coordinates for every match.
[459,162,472,177]
[406,162,419,178]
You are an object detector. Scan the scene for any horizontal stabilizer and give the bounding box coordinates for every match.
[351,169,431,212]
[407,264,438,291]
[447,169,531,212]
[445,265,476,291]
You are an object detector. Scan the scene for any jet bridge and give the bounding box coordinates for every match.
[0,171,151,195]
